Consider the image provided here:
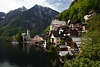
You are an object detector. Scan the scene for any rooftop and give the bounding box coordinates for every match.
[51,19,66,26]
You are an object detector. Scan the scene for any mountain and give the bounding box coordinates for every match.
[0,12,6,25]
[0,5,59,36]
[0,7,27,26]
[4,6,27,24]
[0,12,5,18]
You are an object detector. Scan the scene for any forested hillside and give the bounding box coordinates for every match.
[57,0,100,21]
[63,13,100,67]
[56,0,100,67]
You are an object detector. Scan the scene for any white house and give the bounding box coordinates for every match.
[50,33,60,44]
[50,19,66,31]
[58,45,68,57]
[84,15,92,21]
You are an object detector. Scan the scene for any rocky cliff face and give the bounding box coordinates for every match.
[0,12,6,25]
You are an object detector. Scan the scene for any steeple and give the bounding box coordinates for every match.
[27,29,29,35]
[26,29,31,40]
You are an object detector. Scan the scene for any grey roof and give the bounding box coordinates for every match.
[51,19,66,26]
[69,19,81,24]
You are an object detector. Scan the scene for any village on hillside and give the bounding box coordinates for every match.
[11,10,95,63]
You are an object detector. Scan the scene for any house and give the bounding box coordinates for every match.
[70,29,79,37]
[33,35,44,41]
[13,35,17,41]
[50,26,70,45]
[58,26,70,37]
[72,0,77,2]
[68,19,87,37]
[39,33,49,40]
[68,19,82,31]
[31,35,46,47]
[58,45,68,57]
[49,19,67,43]
[57,45,68,63]
[58,42,78,57]
[84,10,96,21]
[50,19,66,31]
[50,31,61,45]
[84,14,92,21]
[21,29,47,48]
[82,22,88,32]
[62,36,79,52]
[58,45,74,63]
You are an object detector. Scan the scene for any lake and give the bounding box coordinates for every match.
[0,38,52,67]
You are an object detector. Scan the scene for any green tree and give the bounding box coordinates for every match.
[63,14,100,67]
[16,32,23,43]
[57,0,100,22]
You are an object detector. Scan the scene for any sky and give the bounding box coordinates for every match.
[0,0,72,13]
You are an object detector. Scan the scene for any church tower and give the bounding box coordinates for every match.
[26,29,31,40]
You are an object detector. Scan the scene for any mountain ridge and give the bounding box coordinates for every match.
[0,4,59,36]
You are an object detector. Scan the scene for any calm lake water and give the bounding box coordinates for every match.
[0,62,18,67]
[0,38,52,67]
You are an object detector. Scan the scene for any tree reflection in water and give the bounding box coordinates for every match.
[0,38,52,67]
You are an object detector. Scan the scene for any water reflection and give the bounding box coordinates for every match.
[0,38,52,67]
[0,62,18,67]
